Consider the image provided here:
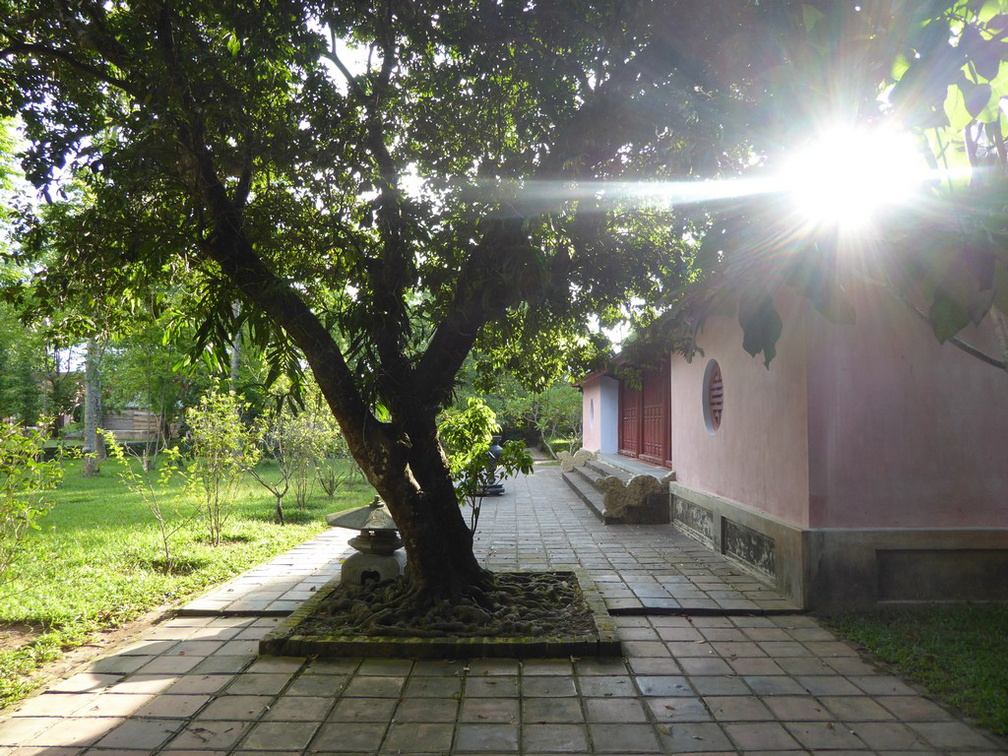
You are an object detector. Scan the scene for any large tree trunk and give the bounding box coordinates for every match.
[359,411,487,601]
[388,478,486,598]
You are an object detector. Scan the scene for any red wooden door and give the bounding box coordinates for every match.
[619,382,641,457]
[640,366,670,467]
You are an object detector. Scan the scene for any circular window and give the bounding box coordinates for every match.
[703,359,724,434]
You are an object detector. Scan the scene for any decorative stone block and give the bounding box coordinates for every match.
[673,497,715,547]
[596,473,673,524]
[558,448,599,473]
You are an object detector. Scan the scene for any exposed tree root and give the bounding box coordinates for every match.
[299,571,597,639]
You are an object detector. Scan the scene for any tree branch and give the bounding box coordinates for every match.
[323,25,369,102]
[348,8,418,413]
[412,35,693,408]
[148,4,399,473]
[0,39,140,97]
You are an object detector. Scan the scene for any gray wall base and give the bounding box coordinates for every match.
[669,483,1008,611]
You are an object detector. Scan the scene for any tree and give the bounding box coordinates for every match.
[3,2,992,607]
[0,303,44,424]
[0,2,730,604]
[101,312,206,443]
[495,378,582,456]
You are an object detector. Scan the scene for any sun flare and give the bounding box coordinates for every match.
[783,125,929,230]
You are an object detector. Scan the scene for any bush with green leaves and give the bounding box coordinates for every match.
[0,423,62,582]
[248,407,297,525]
[439,398,533,533]
[251,378,345,523]
[285,404,334,510]
[318,430,364,499]
[184,388,259,546]
[102,430,193,572]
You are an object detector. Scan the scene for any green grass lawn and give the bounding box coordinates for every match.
[0,457,373,708]
[823,604,1008,736]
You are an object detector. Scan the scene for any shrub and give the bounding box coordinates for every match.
[251,379,346,522]
[439,398,533,532]
[184,388,259,546]
[0,423,62,582]
[545,437,582,456]
[103,430,193,572]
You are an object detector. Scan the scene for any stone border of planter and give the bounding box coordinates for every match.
[258,569,621,659]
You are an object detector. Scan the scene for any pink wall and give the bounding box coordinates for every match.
[670,297,812,528]
[806,287,1008,528]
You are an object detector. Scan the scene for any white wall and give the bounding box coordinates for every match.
[581,374,619,454]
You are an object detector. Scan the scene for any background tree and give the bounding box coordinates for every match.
[101,312,204,443]
[0,303,44,424]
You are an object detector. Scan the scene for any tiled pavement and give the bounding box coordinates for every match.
[1,465,1004,755]
[178,530,355,617]
[474,468,797,614]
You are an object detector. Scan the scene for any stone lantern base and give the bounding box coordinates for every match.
[341,549,407,586]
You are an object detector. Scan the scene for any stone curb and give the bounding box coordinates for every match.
[260,569,622,659]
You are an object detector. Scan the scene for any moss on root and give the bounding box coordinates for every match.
[299,571,596,639]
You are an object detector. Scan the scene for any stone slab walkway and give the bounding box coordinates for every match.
[178,530,355,617]
[476,469,797,614]
[1,463,1004,755]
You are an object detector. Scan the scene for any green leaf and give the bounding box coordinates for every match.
[944,84,973,131]
[961,79,993,118]
[968,288,995,324]
[226,33,240,58]
[373,402,392,423]
[737,291,783,369]
[928,287,971,342]
[891,53,911,81]
[787,245,857,326]
[802,4,825,33]
[963,243,997,292]
[992,261,1008,315]
[971,37,1004,81]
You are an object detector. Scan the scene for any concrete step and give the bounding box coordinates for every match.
[583,458,633,487]
[570,463,604,491]
[561,469,612,523]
